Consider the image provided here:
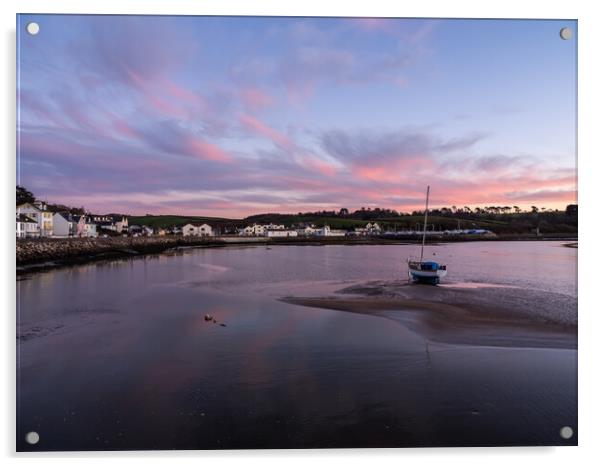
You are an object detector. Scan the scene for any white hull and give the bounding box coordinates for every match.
[407,260,447,284]
[407,268,447,279]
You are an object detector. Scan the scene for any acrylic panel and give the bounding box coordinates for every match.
[16,15,577,451]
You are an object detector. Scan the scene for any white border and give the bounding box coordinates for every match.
[2,1,601,465]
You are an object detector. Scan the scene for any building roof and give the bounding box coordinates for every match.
[17,214,37,224]
[17,202,42,212]
[54,211,76,222]
[70,215,97,225]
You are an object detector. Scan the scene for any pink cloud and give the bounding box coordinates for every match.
[160,78,205,106]
[238,113,292,149]
[18,92,66,128]
[505,189,577,202]
[186,138,232,163]
[125,67,189,119]
[239,87,273,110]
[108,115,138,140]
[420,173,576,208]
[301,155,338,176]
[353,166,391,182]
[352,156,433,182]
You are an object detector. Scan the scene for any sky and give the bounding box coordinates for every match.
[17,15,577,217]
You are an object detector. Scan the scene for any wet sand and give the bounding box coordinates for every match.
[281,281,577,349]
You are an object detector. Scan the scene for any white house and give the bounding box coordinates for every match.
[296,225,317,236]
[354,222,382,236]
[16,214,40,238]
[52,212,70,237]
[15,215,24,238]
[63,214,97,238]
[265,229,298,238]
[54,212,93,237]
[129,225,153,236]
[182,223,214,237]
[93,215,128,234]
[366,222,382,234]
[17,201,53,237]
[83,219,98,238]
[114,216,128,233]
[315,225,346,237]
[53,212,78,237]
[182,224,195,237]
[239,223,275,236]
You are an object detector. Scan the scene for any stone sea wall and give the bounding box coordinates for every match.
[16,236,225,266]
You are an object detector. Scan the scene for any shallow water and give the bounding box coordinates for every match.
[17,241,577,450]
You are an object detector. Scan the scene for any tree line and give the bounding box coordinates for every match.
[17,185,86,215]
[293,204,577,222]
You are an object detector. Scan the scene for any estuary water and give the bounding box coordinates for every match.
[17,241,577,450]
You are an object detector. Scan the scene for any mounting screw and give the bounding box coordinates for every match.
[25,431,40,445]
[559,27,572,40]
[559,426,573,439]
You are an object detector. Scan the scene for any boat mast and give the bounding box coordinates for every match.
[420,185,430,262]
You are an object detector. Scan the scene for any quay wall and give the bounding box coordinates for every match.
[16,236,224,266]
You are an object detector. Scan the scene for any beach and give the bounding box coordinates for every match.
[282,280,577,350]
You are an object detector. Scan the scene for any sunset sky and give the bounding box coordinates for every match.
[17,15,577,217]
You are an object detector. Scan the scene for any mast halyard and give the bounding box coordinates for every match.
[420,185,430,263]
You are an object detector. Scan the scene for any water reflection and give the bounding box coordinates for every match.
[17,242,577,450]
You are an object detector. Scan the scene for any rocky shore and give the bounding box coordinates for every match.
[16,236,227,271]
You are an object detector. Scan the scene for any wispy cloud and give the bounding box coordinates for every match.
[17,15,576,215]
[238,114,292,149]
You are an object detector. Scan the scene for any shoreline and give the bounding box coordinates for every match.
[16,236,230,274]
[16,235,577,275]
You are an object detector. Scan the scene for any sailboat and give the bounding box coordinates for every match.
[407,186,448,285]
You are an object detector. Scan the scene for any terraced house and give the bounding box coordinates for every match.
[182,223,214,237]
[16,200,53,237]
[16,213,39,238]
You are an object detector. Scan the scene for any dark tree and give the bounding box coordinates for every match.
[565,204,578,216]
[16,185,35,205]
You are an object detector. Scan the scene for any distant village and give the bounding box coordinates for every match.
[17,200,129,239]
[16,199,494,240]
[17,186,581,241]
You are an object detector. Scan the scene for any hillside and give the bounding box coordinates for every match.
[126,215,242,229]
[128,210,577,236]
